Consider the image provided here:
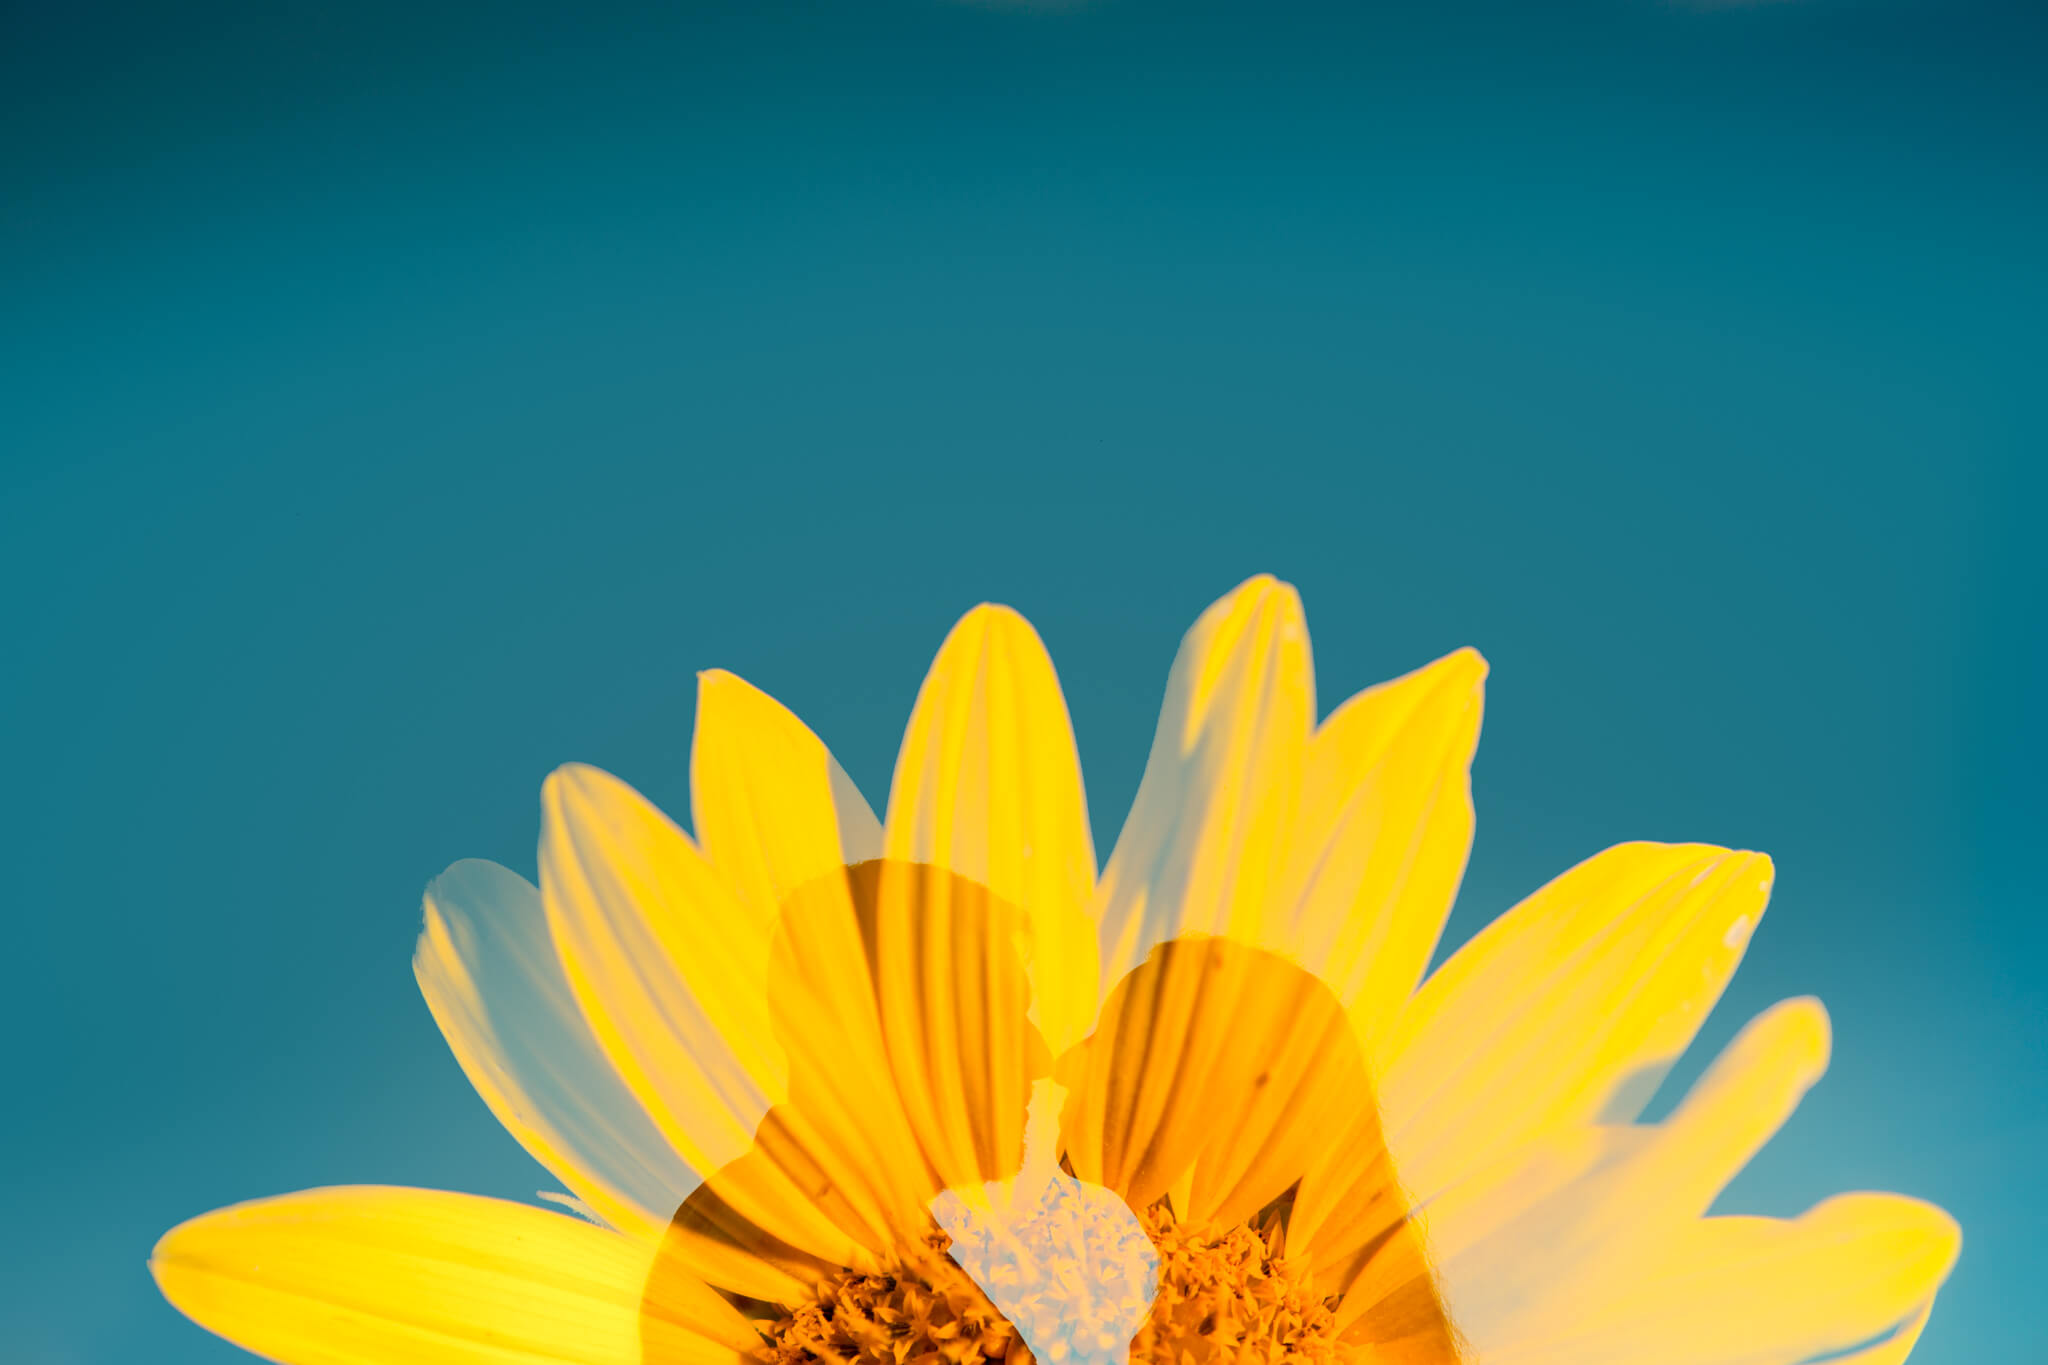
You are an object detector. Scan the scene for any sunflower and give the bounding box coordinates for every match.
[153,576,1959,1365]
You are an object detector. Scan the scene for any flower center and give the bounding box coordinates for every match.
[1133,1204,1336,1365]
[746,1226,1025,1365]
[745,1204,1336,1365]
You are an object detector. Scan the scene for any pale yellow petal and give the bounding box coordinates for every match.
[1412,1000,1833,1344]
[1093,575,1314,990]
[1379,841,1774,1204]
[540,763,782,1171]
[150,1186,754,1365]
[1817,1300,1936,1365]
[1272,646,1485,1050]
[1483,1194,1959,1365]
[884,602,1100,1057]
[540,763,870,1270]
[415,859,697,1245]
[691,668,882,919]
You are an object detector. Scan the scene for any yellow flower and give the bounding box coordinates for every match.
[152,576,1958,1365]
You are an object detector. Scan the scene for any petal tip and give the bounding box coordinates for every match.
[954,600,1041,646]
[1445,644,1489,676]
[1212,573,1303,627]
[1764,994,1834,1079]
[542,761,617,811]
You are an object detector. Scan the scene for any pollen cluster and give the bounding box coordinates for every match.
[747,1227,1026,1365]
[746,1202,1337,1365]
[1128,1205,1337,1365]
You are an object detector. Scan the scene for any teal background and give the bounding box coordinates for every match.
[3,1,2041,1361]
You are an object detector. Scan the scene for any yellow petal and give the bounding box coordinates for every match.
[1060,939,1400,1238]
[540,763,869,1271]
[876,604,1094,1195]
[150,1186,754,1365]
[1484,1194,1959,1365]
[1271,646,1485,1051]
[1053,939,1458,1362]
[884,602,1100,1057]
[415,859,697,1245]
[1817,1300,1936,1365]
[1093,575,1314,989]
[861,859,1051,1200]
[1379,841,1774,1204]
[691,668,882,920]
[1410,999,1833,1344]
[687,673,970,1277]
[663,857,1052,1297]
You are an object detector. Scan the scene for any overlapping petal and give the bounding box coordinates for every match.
[1271,646,1486,1052]
[1417,999,1831,1287]
[1093,575,1314,988]
[1814,1302,1937,1365]
[542,762,897,1284]
[415,858,697,1244]
[149,1186,754,1365]
[1378,841,1775,1204]
[1481,1194,1958,1365]
[691,668,883,921]
[883,603,1100,1057]
[539,764,785,1182]
[1056,937,1363,1225]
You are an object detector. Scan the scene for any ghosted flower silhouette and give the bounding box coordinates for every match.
[153,576,1957,1365]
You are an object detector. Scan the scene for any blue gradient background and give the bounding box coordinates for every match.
[4,1,2042,1361]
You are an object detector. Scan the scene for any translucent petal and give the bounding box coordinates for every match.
[1379,842,1774,1204]
[1483,1194,1959,1365]
[1093,575,1313,988]
[540,763,865,1271]
[415,859,698,1244]
[149,1186,753,1365]
[647,860,1049,1301]
[1418,1000,1833,1346]
[1271,646,1485,1050]
[1813,1301,1936,1365]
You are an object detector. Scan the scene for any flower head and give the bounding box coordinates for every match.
[152,576,1958,1365]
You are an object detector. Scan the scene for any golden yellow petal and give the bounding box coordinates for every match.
[860,859,1050,1199]
[149,1186,754,1365]
[875,603,1094,1197]
[415,859,697,1245]
[655,858,1054,1297]
[1272,646,1486,1052]
[540,763,869,1267]
[1092,575,1314,990]
[691,669,882,922]
[883,602,1100,1057]
[1057,939,1383,1230]
[1379,841,1775,1204]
